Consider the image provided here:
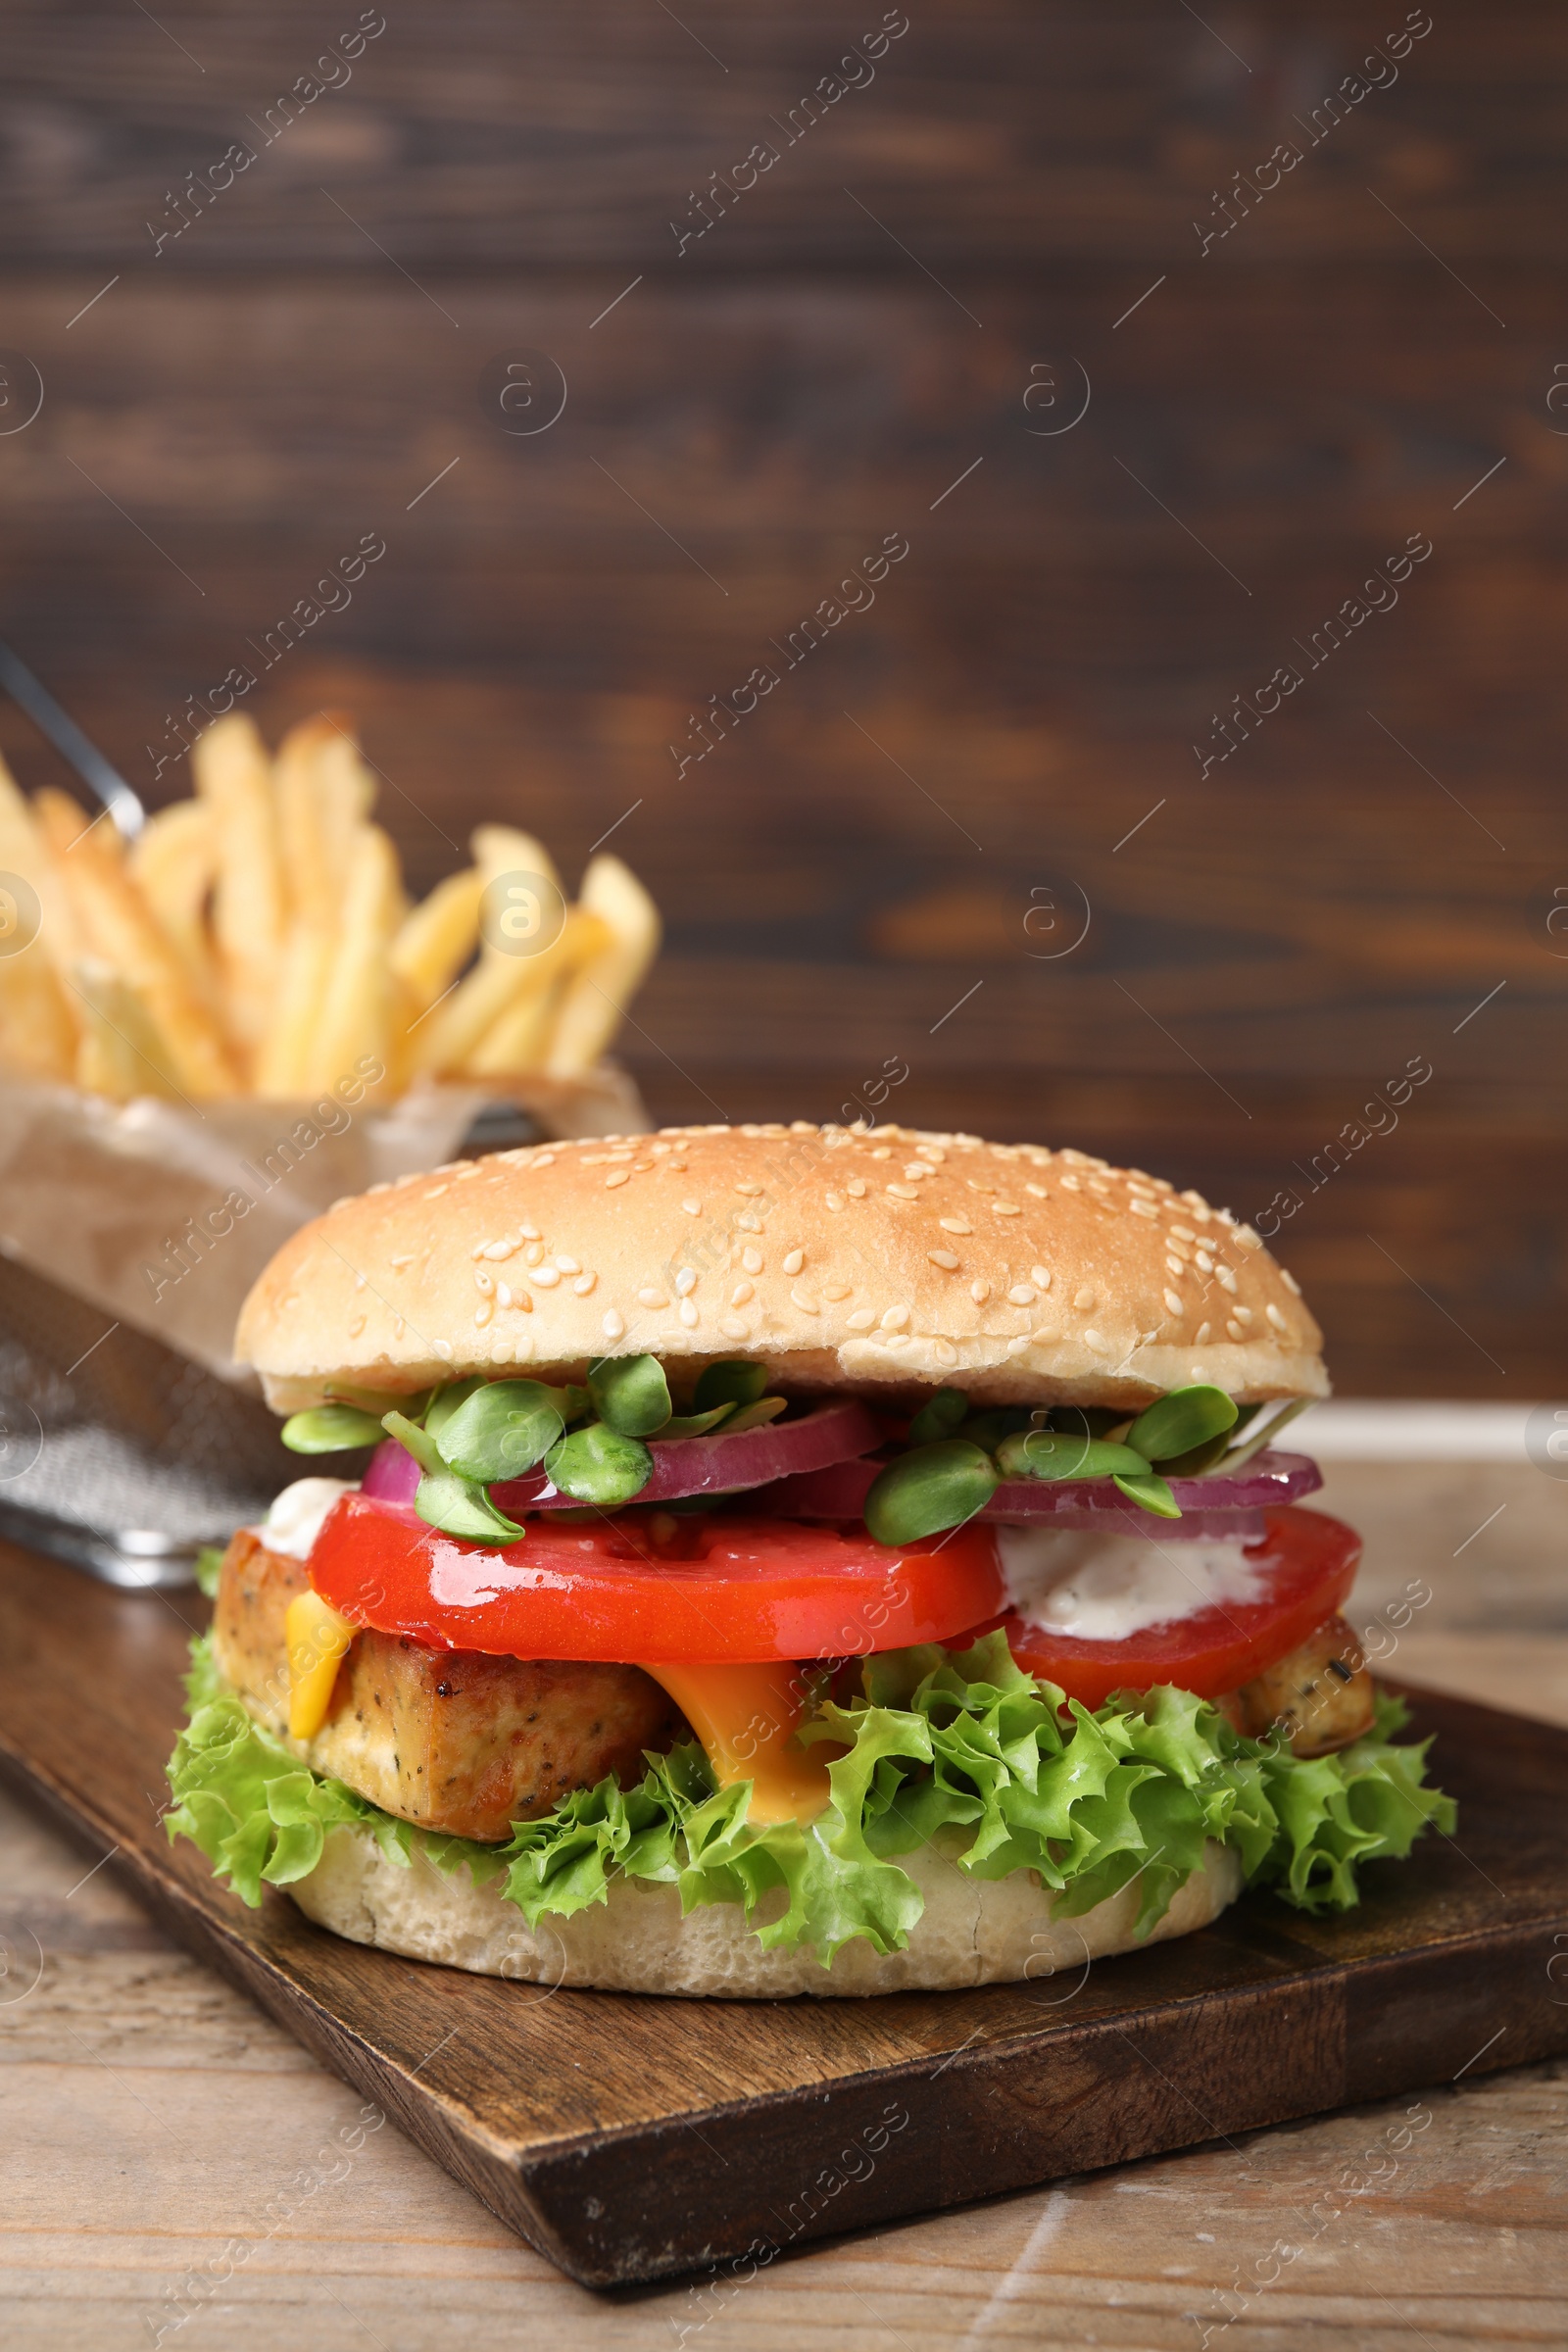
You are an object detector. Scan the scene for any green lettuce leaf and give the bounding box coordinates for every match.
[165,1630,1455,1963]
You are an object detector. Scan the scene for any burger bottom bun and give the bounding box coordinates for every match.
[286,1827,1244,1998]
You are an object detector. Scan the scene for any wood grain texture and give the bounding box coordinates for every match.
[0,1518,1564,2290]
[1,0,1564,1397]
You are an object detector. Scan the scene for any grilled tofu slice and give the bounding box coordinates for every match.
[213,1528,683,1841]
[1234,1613,1376,1757]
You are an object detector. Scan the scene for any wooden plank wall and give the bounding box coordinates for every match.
[1,2,1563,1392]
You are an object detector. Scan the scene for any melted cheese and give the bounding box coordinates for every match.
[642,1661,840,1827]
[285,1588,357,1740]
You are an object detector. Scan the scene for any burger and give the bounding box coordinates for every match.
[166,1122,1452,1996]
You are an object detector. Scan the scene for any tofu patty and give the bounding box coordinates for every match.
[213,1528,684,1842]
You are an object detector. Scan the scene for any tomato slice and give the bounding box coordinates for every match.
[307,1492,1005,1664]
[997,1505,1360,1707]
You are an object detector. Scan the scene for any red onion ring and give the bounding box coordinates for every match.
[362,1397,883,1513]
[754,1448,1322,1532]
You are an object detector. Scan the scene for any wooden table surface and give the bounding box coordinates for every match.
[3,1454,1566,2349]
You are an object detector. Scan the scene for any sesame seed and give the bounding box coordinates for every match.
[741,1246,763,1274]
[846,1307,876,1330]
[881,1331,909,1348]
[881,1304,910,1331]
[679,1298,700,1328]
[1031,1265,1051,1289]
[556,1255,580,1274]
[1073,1286,1097,1310]
[887,1183,919,1200]
[1165,1257,1185,1280]
[790,1288,819,1313]
[719,1315,749,1341]
[573,1273,596,1296]
[902,1163,930,1181]
[389,1253,414,1269]
[970,1280,991,1304]
[735,1181,763,1197]
[1234,1305,1253,1325]
[870,1147,892,1160]
[470,1241,491,1260]
[1266,1302,1289,1332]
[602,1309,625,1340]
[475,1302,494,1327]
[736,1213,760,1232]
[1128,1199,1158,1219]
[782,1249,805,1274]
[520,1224,541,1241]
[1226,1318,1244,1341]
[1195,1322,1211,1344]
[490,1343,511,1364]
[846,1179,867,1199]
[1235,1225,1263,1250]
[993,1201,1020,1217]
[474,1270,495,1296]
[524,1242,544,1266]
[529,1265,561,1288]
[1281,1269,1301,1296]
[1005,1334,1031,1356]
[966,1178,995,1195]
[497,1283,513,1307]
[825,1192,845,1211]
[1083,1328,1107,1350]
[670,1268,695,1298]
[1196,1250,1214,1274]
[638,1288,667,1307]
[1163,1288,1183,1316]
[821,1283,852,1301]
[1169,1223,1196,1243]
[1216,1266,1238,1295]
[928,1250,960,1271]
[1007,1284,1036,1305]
[433,1340,453,1359]
[931,1338,958,1366]
[605,1169,630,1189]
[482,1239,517,1261]
[533,1153,556,1167]
[939,1216,972,1236]
[1059,1175,1082,1193]
[680,1199,703,1216]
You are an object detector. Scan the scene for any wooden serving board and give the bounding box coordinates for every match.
[2,1540,1565,2291]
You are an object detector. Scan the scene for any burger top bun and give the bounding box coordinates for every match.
[236,1121,1328,1412]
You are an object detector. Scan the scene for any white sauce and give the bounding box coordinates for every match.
[258,1477,358,1561]
[996,1525,1268,1643]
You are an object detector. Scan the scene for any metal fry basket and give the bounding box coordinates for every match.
[0,1251,301,1587]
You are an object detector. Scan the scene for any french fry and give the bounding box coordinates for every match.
[463,971,563,1077]
[33,788,240,1100]
[411,906,608,1077]
[127,800,217,997]
[252,923,335,1099]
[69,956,187,1102]
[389,867,483,1012]
[192,713,286,1064]
[299,823,403,1097]
[543,855,662,1077]
[0,756,90,983]
[0,758,81,1077]
[274,712,374,927]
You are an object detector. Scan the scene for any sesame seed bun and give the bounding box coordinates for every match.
[235,1122,1327,1411]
